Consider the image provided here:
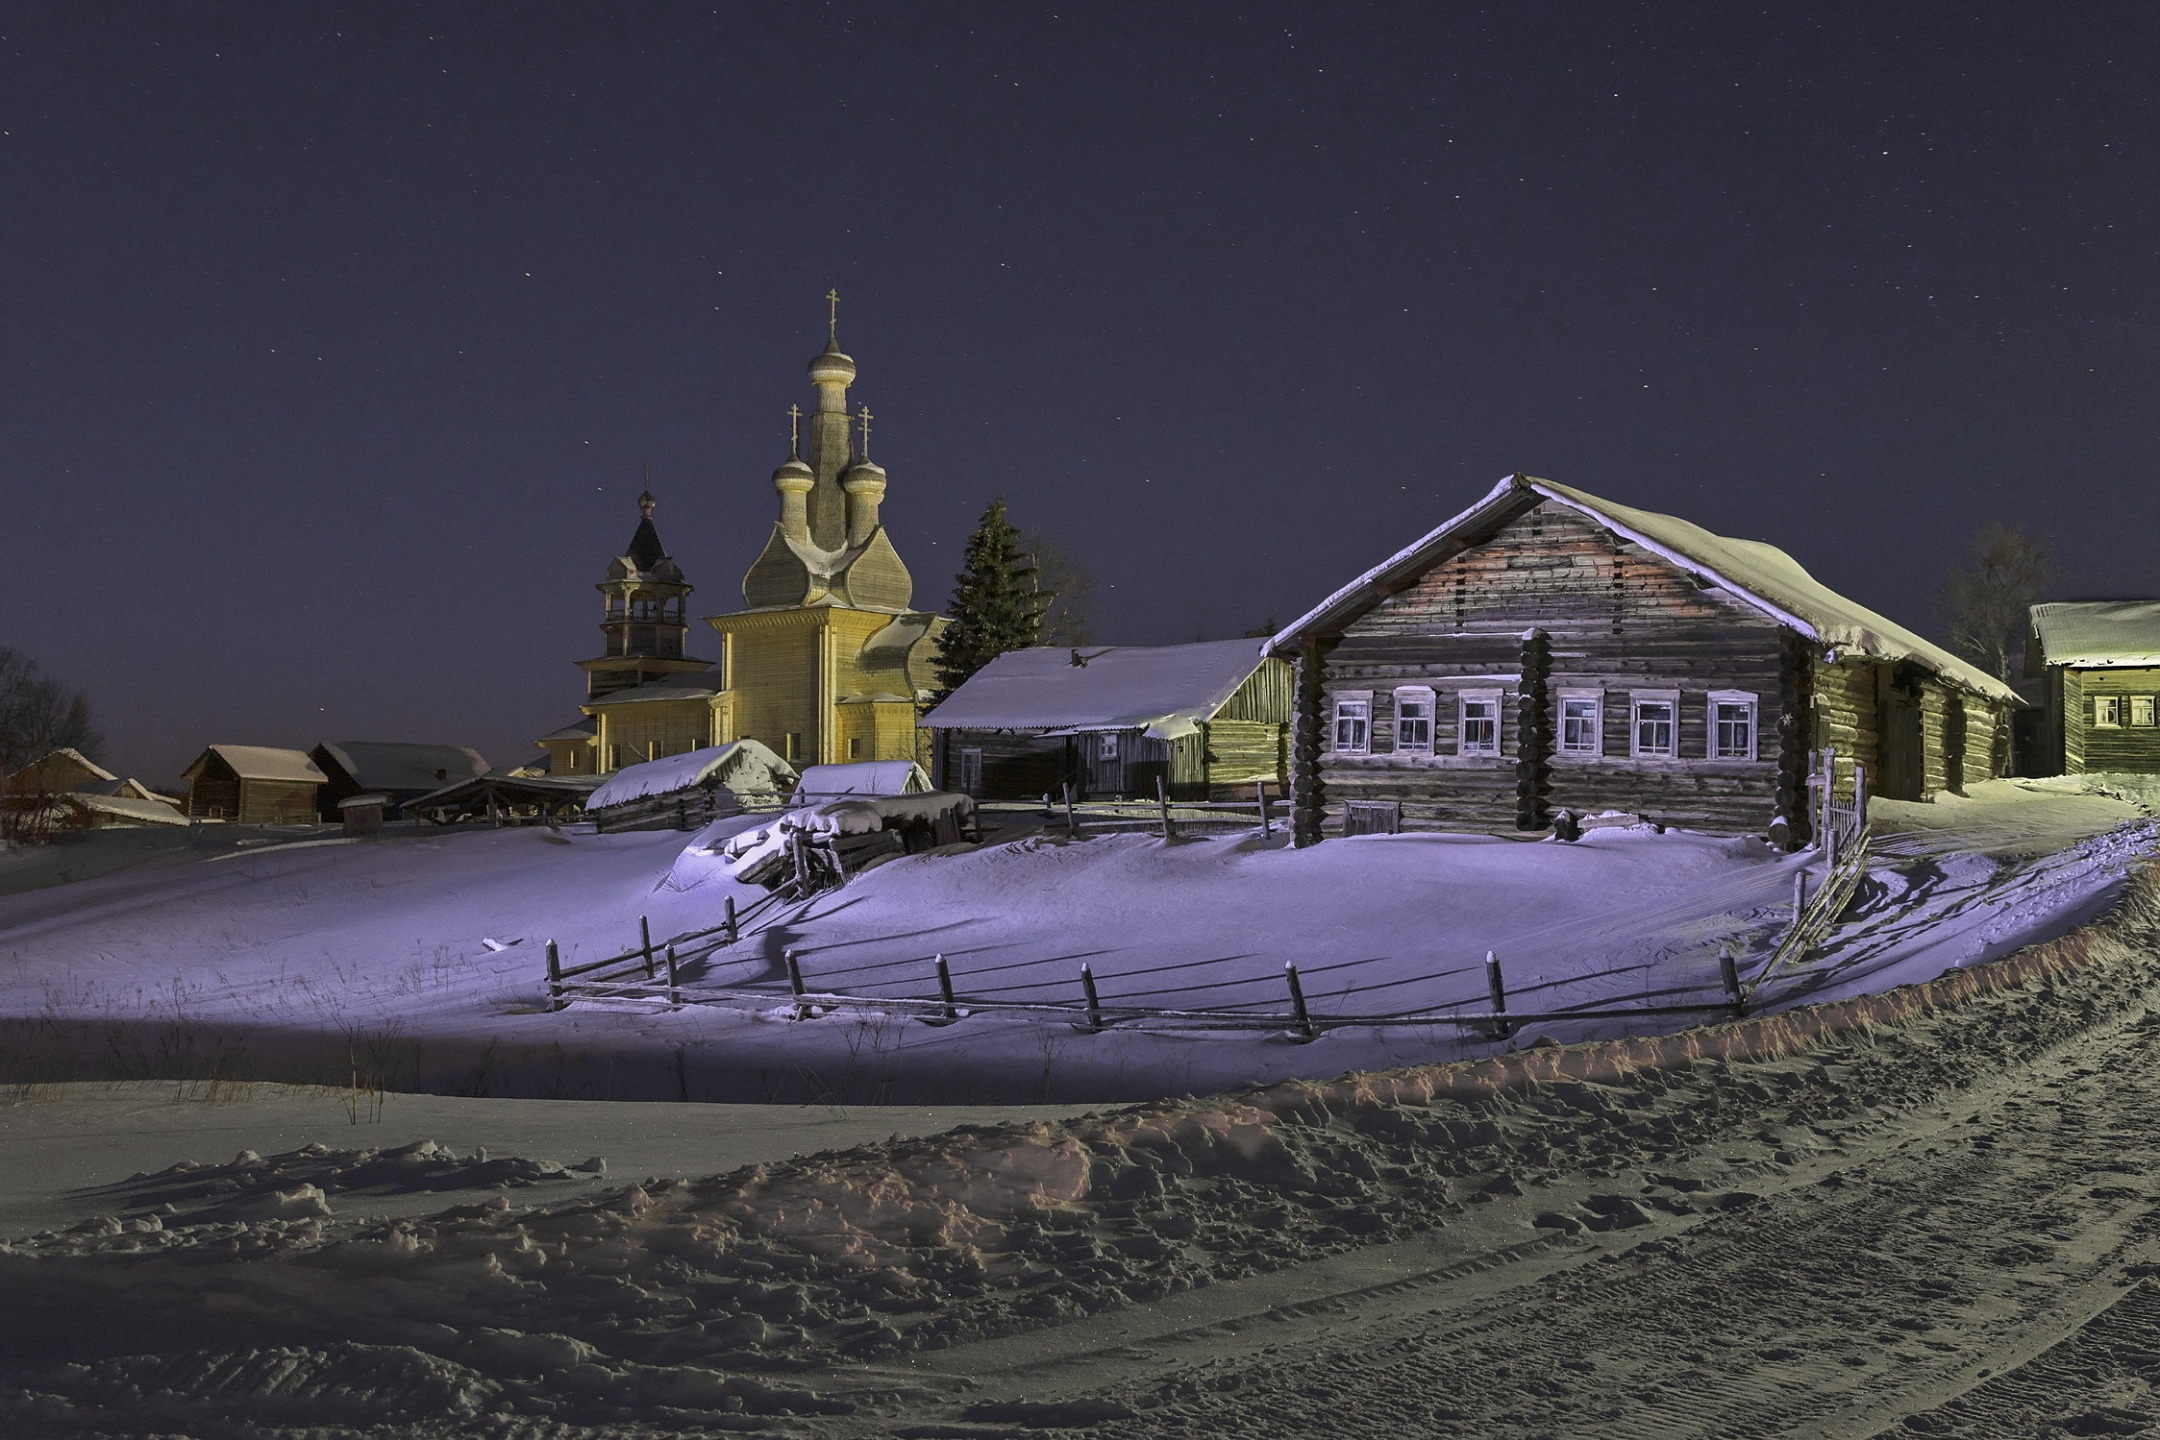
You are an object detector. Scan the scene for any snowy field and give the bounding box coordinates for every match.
[1,779,2154,1104]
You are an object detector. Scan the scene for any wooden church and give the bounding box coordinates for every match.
[533,310,947,777]
[1270,474,2022,845]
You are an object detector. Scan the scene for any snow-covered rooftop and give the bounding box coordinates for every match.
[1270,474,2021,705]
[794,760,929,797]
[192,746,328,784]
[925,638,1274,740]
[2030,601,2160,669]
[314,741,490,792]
[585,740,796,810]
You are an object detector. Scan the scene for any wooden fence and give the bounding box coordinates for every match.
[979,778,1283,840]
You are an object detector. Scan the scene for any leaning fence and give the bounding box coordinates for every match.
[979,777,1286,840]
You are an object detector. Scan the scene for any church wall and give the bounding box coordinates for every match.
[594,698,710,771]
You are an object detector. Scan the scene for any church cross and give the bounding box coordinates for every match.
[826,288,840,341]
[787,403,802,457]
[857,405,873,459]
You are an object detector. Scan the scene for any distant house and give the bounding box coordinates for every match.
[923,639,1293,801]
[309,741,490,819]
[2025,601,2160,775]
[182,746,327,823]
[1268,474,2022,843]
[2,749,187,829]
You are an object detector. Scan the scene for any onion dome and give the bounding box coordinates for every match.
[807,337,856,389]
[771,456,814,493]
[840,457,886,491]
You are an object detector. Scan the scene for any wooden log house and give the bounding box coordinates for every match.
[181,745,327,824]
[1269,475,2022,845]
[924,639,1292,802]
[2025,601,2160,775]
[310,741,491,819]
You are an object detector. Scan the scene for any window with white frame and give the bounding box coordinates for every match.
[1631,690,1679,759]
[2134,696,2157,728]
[1393,686,1435,754]
[1458,690,1501,756]
[1332,694,1372,753]
[958,747,983,793]
[1710,690,1758,760]
[1098,732,1120,760]
[1558,690,1602,756]
[2096,695,2124,728]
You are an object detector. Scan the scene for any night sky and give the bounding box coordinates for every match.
[4,5,2156,786]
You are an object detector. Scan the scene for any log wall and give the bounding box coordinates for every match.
[2066,666,2160,773]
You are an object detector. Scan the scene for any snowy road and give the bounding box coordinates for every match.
[8,863,2160,1435]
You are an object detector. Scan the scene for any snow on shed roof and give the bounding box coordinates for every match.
[925,638,1275,740]
[2030,601,2160,668]
[69,792,188,825]
[795,760,929,797]
[585,739,797,810]
[192,746,328,784]
[1268,474,2021,705]
[314,742,490,792]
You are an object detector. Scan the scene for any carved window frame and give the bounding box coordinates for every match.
[1332,692,1373,755]
[1458,688,1503,757]
[1557,688,1603,758]
[1393,685,1436,756]
[1630,689,1680,761]
[1710,690,1759,761]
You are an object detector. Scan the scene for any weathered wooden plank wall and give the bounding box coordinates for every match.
[2067,666,2160,773]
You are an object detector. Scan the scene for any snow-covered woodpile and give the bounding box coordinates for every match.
[1272,475,2021,844]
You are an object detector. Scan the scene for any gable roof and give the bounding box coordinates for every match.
[189,746,327,784]
[1268,474,2020,705]
[925,638,1276,740]
[581,674,724,708]
[2030,601,2160,668]
[585,739,797,810]
[795,760,931,797]
[3,748,116,792]
[312,742,491,792]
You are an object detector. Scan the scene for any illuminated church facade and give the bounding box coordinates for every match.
[535,320,946,778]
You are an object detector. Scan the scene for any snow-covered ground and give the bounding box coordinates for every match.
[0,778,2153,1103]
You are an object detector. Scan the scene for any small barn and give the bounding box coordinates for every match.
[310,741,491,819]
[923,639,1293,801]
[793,759,931,799]
[182,746,327,823]
[1269,474,2021,844]
[584,739,798,815]
[2025,601,2160,775]
[3,749,183,820]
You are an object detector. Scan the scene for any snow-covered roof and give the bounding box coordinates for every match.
[1269,474,2021,705]
[925,638,1276,741]
[2030,601,2160,669]
[4,748,116,790]
[192,746,327,784]
[64,792,189,826]
[795,760,930,797]
[537,716,598,743]
[585,739,797,810]
[313,742,490,792]
[582,675,723,707]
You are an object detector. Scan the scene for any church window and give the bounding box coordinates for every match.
[848,737,864,759]
[1393,687,1434,754]
[784,732,804,761]
[1332,695,1371,754]
[1458,690,1501,756]
[1559,692,1602,756]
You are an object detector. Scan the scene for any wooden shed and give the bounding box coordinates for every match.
[2025,601,2160,775]
[181,745,327,824]
[1269,474,2022,845]
[309,741,491,819]
[923,639,1292,802]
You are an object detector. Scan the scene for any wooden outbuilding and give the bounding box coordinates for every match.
[1269,474,2021,845]
[2025,601,2160,774]
[181,746,327,823]
[309,741,491,819]
[923,639,1293,801]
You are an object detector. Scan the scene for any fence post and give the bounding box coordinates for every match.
[665,943,680,1006]
[1854,761,1869,830]
[1078,962,1104,1033]
[546,940,562,1012]
[723,895,738,946]
[1284,962,1316,1042]
[1820,746,1838,868]
[640,915,654,979]
[786,948,810,1021]
[1792,869,1807,927]
[1719,948,1744,1017]
[1157,775,1174,840]
[1064,781,1078,838]
[1258,780,1271,837]
[931,952,959,1026]
[1486,950,1510,1039]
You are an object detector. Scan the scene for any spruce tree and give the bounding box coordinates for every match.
[929,498,1053,703]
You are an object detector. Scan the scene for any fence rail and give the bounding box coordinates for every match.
[979,778,1283,839]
